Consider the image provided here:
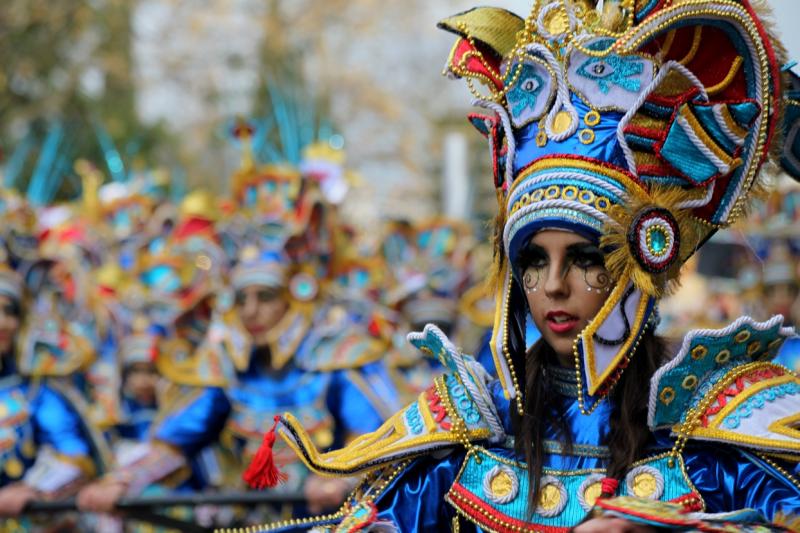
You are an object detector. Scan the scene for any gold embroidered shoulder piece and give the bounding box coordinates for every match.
[276,324,507,477]
[649,315,800,454]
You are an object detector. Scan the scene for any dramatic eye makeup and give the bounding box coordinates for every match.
[518,241,610,294]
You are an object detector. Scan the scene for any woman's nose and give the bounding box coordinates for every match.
[241,297,257,318]
[543,261,569,298]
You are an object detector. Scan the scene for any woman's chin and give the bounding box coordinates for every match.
[541,334,577,365]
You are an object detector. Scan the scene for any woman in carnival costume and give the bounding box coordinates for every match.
[241,1,800,531]
[0,258,103,522]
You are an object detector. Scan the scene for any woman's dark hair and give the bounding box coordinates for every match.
[512,329,666,514]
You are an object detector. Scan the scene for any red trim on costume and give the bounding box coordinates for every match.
[671,492,704,512]
[448,38,504,90]
[447,483,568,533]
[700,367,784,427]
[350,502,379,532]
[426,386,452,431]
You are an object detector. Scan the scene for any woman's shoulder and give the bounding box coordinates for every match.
[650,315,800,456]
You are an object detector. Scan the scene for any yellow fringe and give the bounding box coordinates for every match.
[600,185,701,298]
[774,511,800,533]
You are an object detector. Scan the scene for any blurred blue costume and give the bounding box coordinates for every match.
[134,244,396,495]
[244,2,800,531]
[0,264,101,493]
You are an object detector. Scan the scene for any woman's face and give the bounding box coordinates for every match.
[235,285,289,348]
[0,295,20,355]
[521,230,612,362]
[124,362,159,407]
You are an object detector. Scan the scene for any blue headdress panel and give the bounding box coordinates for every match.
[439,1,786,414]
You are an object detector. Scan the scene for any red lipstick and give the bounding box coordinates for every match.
[545,310,579,334]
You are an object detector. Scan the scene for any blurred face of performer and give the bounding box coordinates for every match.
[235,285,289,348]
[765,282,799,323]
[0,295,20,356]
[520,230,612,364]
[124,362,159,407]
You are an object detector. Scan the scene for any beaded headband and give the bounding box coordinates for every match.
[439,0,787,413]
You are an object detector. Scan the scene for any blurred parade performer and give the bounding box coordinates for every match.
[76,118,399,523]
[0,256,105,525]
[761,242,800,372]
[380,219,476,403]
[241,1,800,531]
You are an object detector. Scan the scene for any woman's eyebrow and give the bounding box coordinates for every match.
[522,243,546,255]
[565,242,600,253]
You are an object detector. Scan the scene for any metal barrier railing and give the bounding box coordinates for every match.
[23,491,307,532]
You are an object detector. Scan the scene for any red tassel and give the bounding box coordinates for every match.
[242,416,288,489]
[600,477,619,498]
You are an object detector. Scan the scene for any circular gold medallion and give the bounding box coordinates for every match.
[489,471,514,498]
[539,484,561,511]
[583,482,602,507]
[552,111,573,135]
[659,386,676,405]
[747,341,761,356]
[632,472,658,498]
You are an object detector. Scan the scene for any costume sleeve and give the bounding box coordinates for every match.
[371,452,463,530]
[25,384,95,492]
[326,368,389,439]
[152,386,231,457]
[32,384,92,458]
[684,443,800,520]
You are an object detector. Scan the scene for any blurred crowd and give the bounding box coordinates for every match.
[659,180,800,372]
[0,125,497,531]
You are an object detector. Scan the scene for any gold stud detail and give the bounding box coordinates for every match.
[552,110,573,135]
[659,387,675,405]
[682,375,698,390]
[691,345,708,361]
[715,349,731,364]
[584,110,601,127]
[747,341,761,357]
[579,128,595,145]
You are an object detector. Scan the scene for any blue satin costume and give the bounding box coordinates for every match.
[151,348,390,490]
[369,381,800,531]
[0,359,94,487]
[267,372,800,532]
[776,336,800,374]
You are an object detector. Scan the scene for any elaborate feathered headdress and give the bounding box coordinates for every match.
[439,0,788,414]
